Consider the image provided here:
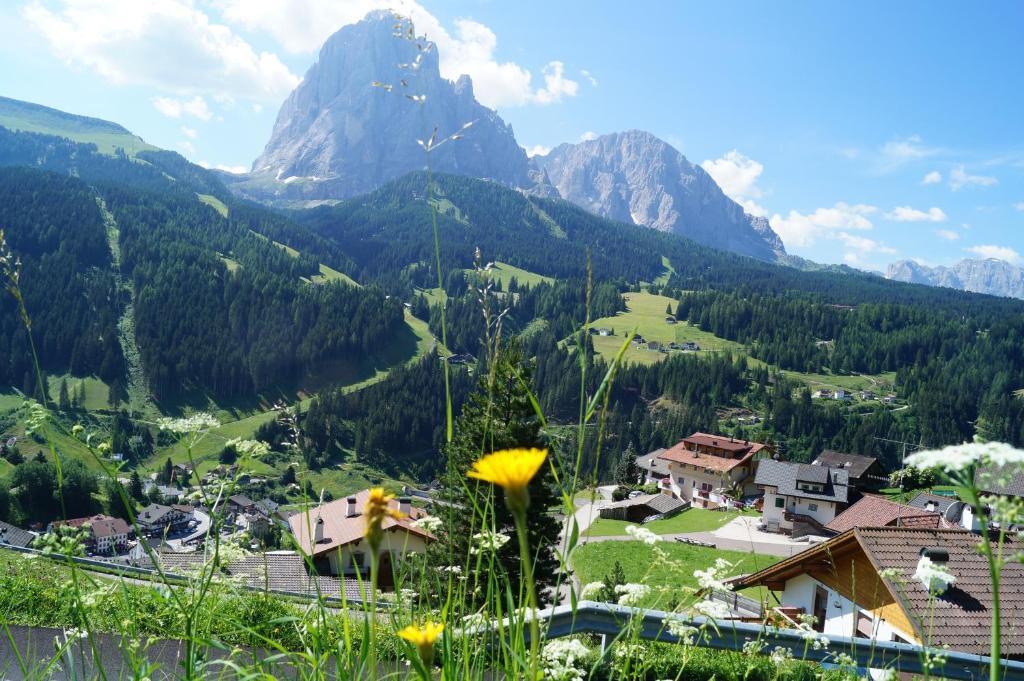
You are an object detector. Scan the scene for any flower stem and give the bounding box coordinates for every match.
[514,510,540,680]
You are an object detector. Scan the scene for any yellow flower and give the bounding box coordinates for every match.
[467,448,548,513]
[364,487,404,550]
[398,621,444,665]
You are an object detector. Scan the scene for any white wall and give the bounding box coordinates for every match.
[785,497,838,526]
[323,531,429,576]
[761,488,786,526]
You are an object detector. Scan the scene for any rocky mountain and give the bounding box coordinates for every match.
[532,131,786,261]
[886,258,1024,299]
[232,11,534,204]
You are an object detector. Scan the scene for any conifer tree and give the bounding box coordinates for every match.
[58,378,70,412]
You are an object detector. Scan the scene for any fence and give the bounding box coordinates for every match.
[707,588,762,617]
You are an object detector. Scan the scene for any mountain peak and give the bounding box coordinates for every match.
[887,257,1024,299]
[534,130,785,261]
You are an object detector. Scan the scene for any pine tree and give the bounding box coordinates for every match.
[58,378,71,412]
[129,470,145,501]
[614,441,640,486]
[161,457,173,485]
[441,345,561,602]
[75,382,86,408]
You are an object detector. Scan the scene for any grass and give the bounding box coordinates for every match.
[652,255,675,287]
[588,291,747,365]
[308,262,359,286]
[781,369,897,394]
[470,261,554,289]
[196,193,229,218]
[0,98,157,157]
[219,255,241,272]
[584,508,753,537]
[572,539,780,602]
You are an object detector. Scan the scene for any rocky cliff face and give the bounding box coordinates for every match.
[886,258,1024,299]
[239,11,532,203]
[533,131,786,261]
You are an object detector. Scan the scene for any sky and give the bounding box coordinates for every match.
[1,1,1022,272]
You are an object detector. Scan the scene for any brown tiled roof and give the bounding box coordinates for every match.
[658,432,766,473]
[734,527,1024,656]
[157,551,365,600]
[289,489,433,557]
[90,516,131,539]
[0,520,34,548]
[976,464,1024,498]
[812,450,881,480]
[825,494,944,533]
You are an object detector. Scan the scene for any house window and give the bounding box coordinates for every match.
[676,477,685,486]
[700,483,713,493]
[774,497,785,508]
[808,503,818,512]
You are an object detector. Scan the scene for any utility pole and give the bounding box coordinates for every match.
[873,436,922,495]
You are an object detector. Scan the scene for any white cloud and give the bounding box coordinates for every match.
[921,170,942,185]
[966,244,1021,264]
[837,231,896,255]
[216,0,578,109]
[949,165,997,190]
[196,160,248,174]
[177,139,195,155]
[524,144,551,157]
[153,95,213,120]
[935,229,960,241]
[769,202,877,248]
[580,69,598,86]
[879,134,937,169]
[24,0,299,101]
[580,131,599,142]
[532,61,579,105]
[1014,202,1024,212]
[701,150,767,216]
[181,126,198,139]
[252,103,263,114]
[884,206,947,222]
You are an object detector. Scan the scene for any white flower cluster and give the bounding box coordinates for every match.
[413,515,444,533]
[914,555,956,594]
[770,646,794,664]
[663,617,697,644]
[157,412,219,434]
[694,598,731,620]
[615,583,650,606]
[796,616,830,650]
[694,558,734,591]
[624,524,660,545]
[579,581,605,600]
[470,530,510,554]
[905,441,1024,473]
[226,437,270,458]
[440,564,462,575]
[742,639,766,655]
[541,639,591,681]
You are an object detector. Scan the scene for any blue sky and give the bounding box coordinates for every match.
[1,1,1022,271]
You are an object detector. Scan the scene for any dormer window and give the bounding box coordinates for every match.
[796,481,824,493]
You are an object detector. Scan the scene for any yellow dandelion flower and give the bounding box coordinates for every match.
[398,621,444,666]
[467,448,548,513]
[364,487,404,550]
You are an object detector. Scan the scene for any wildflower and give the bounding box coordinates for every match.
[694,557,734,591]
[542,639,590,681]
[615,583,650,607]
[694,598,731,620]
[97,442,111,454]
[226,438,270,458]
[467,447,547,514]
[743,639,765,655]
[71,424,84,437]
[397,621,444,666]
[579,581,605,600]
[905,441,1024,474]
[796,617,830,650]
[770,646,794,664]
[412,515,443,533]
[832,652,857,671]
[470,530,510,554]
[664,618,697,644]
[914,555,956,594]
[364,487,403,551]
[624,524,660,545]
[157,413,219,435]
[440,564,462,575]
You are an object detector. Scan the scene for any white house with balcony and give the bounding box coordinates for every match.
[655,432,769,508]
[754,459,849,535]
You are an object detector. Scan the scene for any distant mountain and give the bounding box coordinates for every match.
[231,11,536,204]
[886,258,1024,300]
[532,131,786,261]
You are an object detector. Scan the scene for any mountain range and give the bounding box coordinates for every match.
[886,258,1024,300]
[227,11,785,262]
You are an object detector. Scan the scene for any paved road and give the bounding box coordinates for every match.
[166,509,211,551]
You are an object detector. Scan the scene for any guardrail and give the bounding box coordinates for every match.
[536,601,1024,681]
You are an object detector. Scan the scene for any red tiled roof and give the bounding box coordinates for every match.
[825,494,946,533]
[658,432,766,472]
[289,489,434,557]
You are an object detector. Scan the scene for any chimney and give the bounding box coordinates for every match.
[314,517,325,543]
[399,497,411,516]
[346,496,358,518]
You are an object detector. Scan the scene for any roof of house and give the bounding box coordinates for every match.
[89,516,131,539]
[604,493,688,515]
[228,494,256,508]
[811,450,882,480]
[907,492,962,516]
[157,551,365,600]
[137,504,181,524]
[825,494,945,533]
[975,464,1024,498]
[754,459,850,503]
[733,527,1024,656]
[658,432,767,473]
[288,489,433,557]
[0,520,34,548]
[635,450,670,477]
[256,498,280,514]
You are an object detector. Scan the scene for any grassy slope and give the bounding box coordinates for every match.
[572,539,780,601]
[474,261,554,289]
[197,193,229,218]
[0,98,156,157]
[584,508,755,537]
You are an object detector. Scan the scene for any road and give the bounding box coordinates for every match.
[165,509,210,551]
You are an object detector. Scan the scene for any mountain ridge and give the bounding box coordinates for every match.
[886,257,1024,300]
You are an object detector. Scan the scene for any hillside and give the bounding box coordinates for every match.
[0,96,156,156]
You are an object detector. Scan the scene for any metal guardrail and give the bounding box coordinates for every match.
[536,601,1024,681]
